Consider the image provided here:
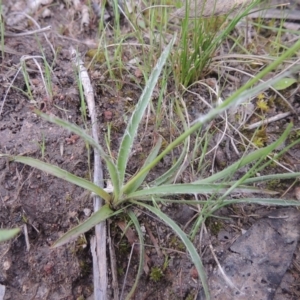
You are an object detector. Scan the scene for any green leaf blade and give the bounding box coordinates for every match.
[125,137,162,195]
[52,204,116,248]
[35,112,121,198]
[4,155,111,202]
[136,202,210,299]
[0,228,20,243]
[117,36,176,187]
[196,124,292,184]
[128,183,273,199]
[272,77,297,90]
[125,211,145,300]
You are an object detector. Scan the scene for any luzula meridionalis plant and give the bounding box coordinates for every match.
[2,35,300,299]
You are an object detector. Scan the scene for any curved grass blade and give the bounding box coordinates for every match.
[123,74,298,195]
[124,210,145,300]
[0,228,20,243]
[35,111,121,198]
[129,197,300,206]
[241,172,300,184]
[150,138,188,186]
[122,122,203,194]
[117,36,176,188]
[150,100,190,186]
[52,204,119,248]
[2,155,110,202]
[228,198,300,206]
[207,198,300,210]
[124,136,162,195]
[130,198,205,204]
[195,124,292,184]
[135,202,210,299]
[128,183,275,199]
[238,137,300,185]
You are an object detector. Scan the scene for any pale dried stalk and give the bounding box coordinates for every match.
[23,224,30,251]
[108,222,120,300]
[4,25,51,37]
[70,47,107,300]
[245,112,291,130]
[0,284,6,300]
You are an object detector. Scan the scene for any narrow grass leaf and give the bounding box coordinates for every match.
[136,202,210,299]
[195,124,292,184]
[125,136,162,195]
[185,198,300,208]
[128,183,274,199]
[130,198,300,206]
[150,138,188,186]
[150,101,190,186]
[122,123,201,194]
[131,198,209,204]
[272,77,297,91]
[4,155,111,202]
[123,73,297,194]
[239,137,300,185]
[36,111,121,197]
[179,0,258,85]
[117,36,176,187]
[229,198,300,206]
[52,204,117,248]
[125,210,145,300]
[0,228,20,243]
[241,172,300,184]
[201,198,300,213]
[192,71,299,127]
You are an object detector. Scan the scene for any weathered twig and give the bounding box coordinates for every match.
[0,284,6,300]
[70,47,107,300]
[245,112,291,130]
[4,25,52,37]
[108,222,120,300]
[23,224,30,251]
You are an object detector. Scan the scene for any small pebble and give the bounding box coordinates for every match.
[295,187,300,201]
[104,110,112,121]
[83,208,91,217]
[3,260,11,271]
[190,266,198,279]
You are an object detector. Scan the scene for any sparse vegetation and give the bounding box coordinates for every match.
[150,266,164,282]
